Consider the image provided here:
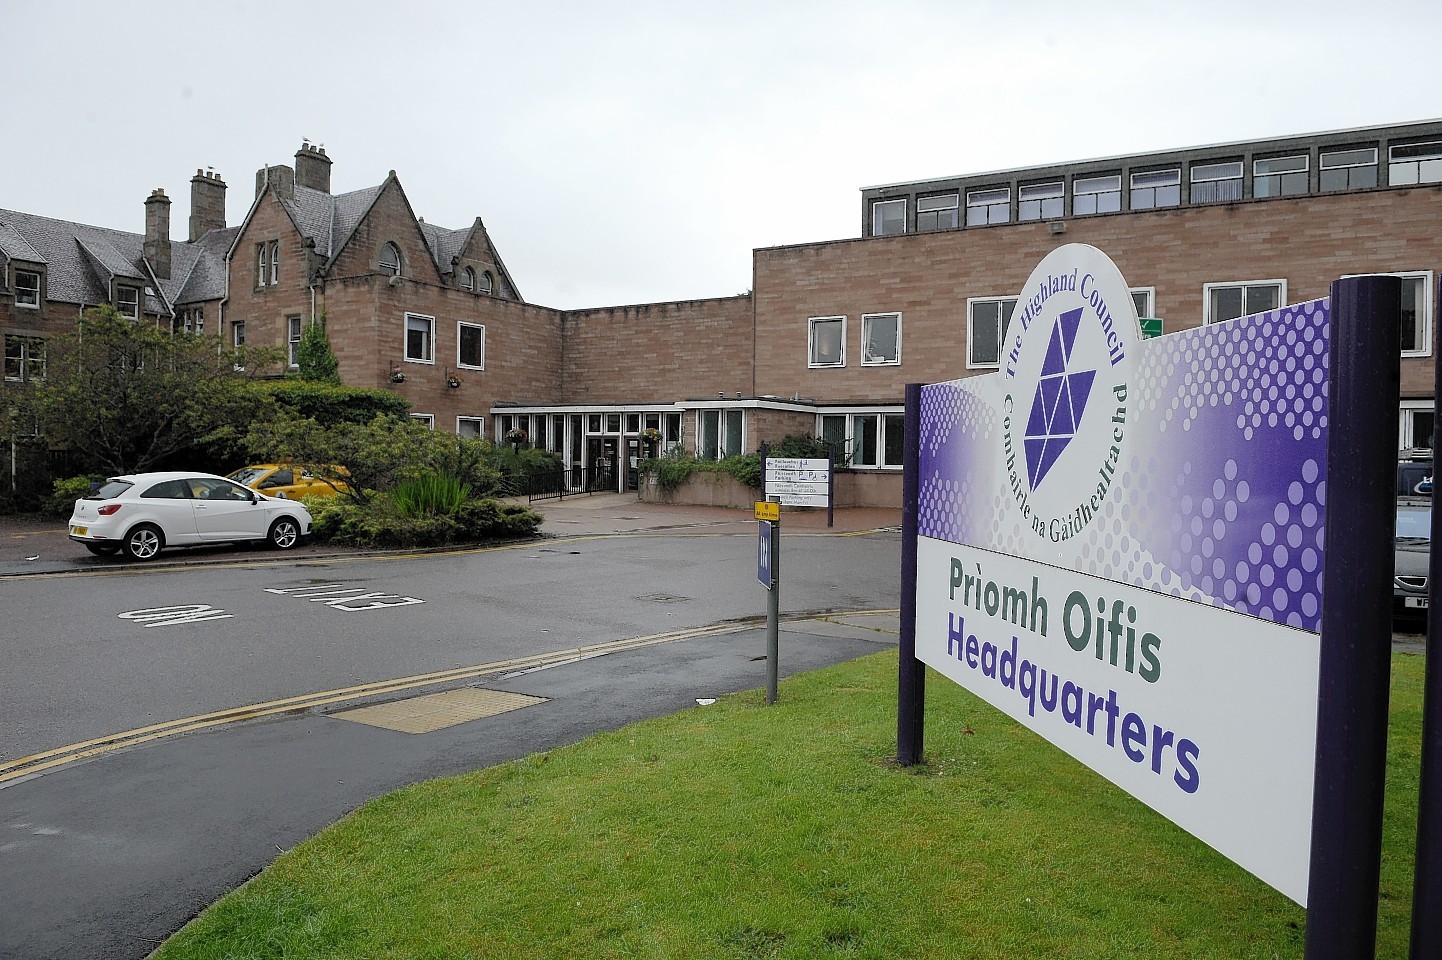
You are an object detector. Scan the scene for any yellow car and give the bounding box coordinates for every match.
[227,464,348,501]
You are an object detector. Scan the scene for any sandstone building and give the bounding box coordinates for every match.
[4,121,1439,507]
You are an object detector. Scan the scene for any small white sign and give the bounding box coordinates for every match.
[765,457,831,508]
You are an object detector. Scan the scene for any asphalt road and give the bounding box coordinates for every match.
[0,519,903,960]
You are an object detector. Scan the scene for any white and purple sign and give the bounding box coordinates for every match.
[912,244,1325,904]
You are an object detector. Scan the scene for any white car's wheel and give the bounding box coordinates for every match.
[121,524,164,561]
[268,517,301,550]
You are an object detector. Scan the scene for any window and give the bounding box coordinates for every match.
[457,416,484,438]
[966,188,1009,226]
[380,242,402,276]
[872,198,906,236]
[814,412,903,469]
[1346,271,1433,356]
[916,194,958,232]
[410,413,435,429]
[1204,280,1286,324]
[1253,155,1309,198]
[3,335,45,382]
[256,243,269,288]
[287,316,303,367]
[479,271,494,295]
[458,321,485,369]
[606,413,621,433]
[174,307,205,335]
[1190,161,1243,203]
[1073,175,1121,215]
[231,321,246,370]
[809,316,845,368]
[14,269,40,308]
[884,413,905,467]
[1130,169,1180,209]
[116,286,139,319]
[405,312,435,363]
[1398,273,1433,355]
[967,297,1016,368]
[698,409,744,460]
[853,415,879,467]
[625,413,640,433]
[1389,141,1442,186]
[268,240,279,286]
[1320,147,1378,192]
[1401,402,1434,451]
[1018,182,1064,221]
[460,267,476,292]
[861,312,901,365]
[1130,288,1155,319]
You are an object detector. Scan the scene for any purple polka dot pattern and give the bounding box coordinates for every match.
[919,298,1330,633]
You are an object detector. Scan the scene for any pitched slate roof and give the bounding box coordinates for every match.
[278,182,385,263]
[0,208,230,314]
[418,220,469,274]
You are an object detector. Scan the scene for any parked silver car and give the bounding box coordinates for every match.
[68,471,313,561]
[1395,496,1431,622]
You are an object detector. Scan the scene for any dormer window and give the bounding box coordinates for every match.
[460,267,476,292]
[379,242,402,276]
[116,286,140,319]
[14,269,40,308]
[479,271,494,295]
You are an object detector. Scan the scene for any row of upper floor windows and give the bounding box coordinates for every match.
[869,140,1442,235]
[252,240,497,296]
[806,271,1435,372]
[4,263,142,319]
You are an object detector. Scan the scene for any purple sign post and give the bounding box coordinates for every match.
[899,250,1404,956]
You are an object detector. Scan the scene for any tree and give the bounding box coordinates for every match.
[24,305,283,475]
[244,413,507,505]
[296,315,341,383]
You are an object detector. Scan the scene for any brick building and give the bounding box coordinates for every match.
[3,121,1440,507]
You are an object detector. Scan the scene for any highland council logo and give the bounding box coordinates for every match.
[1000,244,1139,544]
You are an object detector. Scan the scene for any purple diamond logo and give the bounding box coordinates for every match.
[1023,307,1096,489]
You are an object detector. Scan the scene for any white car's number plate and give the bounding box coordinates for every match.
[1405,596,1429,609]
[71,525,88,536]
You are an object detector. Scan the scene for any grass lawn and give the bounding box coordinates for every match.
[154,649,1426,959]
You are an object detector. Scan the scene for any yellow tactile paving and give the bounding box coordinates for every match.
[333,688,547,734]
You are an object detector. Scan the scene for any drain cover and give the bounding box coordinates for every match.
[334,688,547,734]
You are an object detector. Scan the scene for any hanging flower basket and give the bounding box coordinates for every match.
[505,428,528,445]
[447,375,461,389]
[390,370,406,384]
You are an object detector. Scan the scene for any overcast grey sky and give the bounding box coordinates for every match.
[4,1,1439,310]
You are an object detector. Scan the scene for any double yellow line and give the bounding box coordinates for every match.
[0,618,763,786]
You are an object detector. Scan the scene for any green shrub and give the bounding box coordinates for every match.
[392,472,470,518]
[251,381,412,425]
[47,475,103,518]
[309,495,541,548]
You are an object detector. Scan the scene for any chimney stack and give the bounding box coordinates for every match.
[189,168,227,241]
[144,188,171,280]
[255,163,295,202]
[294,141,332,193]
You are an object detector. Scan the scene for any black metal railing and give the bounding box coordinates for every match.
[515,465,615,502]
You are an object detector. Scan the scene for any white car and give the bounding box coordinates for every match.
[68,471,313,561]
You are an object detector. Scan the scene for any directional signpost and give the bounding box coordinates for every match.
[756,500,780,703]
[764,456,833,526]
